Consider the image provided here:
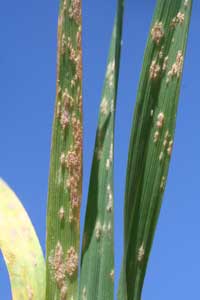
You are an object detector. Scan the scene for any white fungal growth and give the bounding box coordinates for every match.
[167,50,184,82]
[56,101,61,118]
[106,61,115,88]
[106,158,110,170]
[60,153,66,166]
[66,246,78,277]
[106,191,113,212]
[167,140,173,156]
[177,12,185,24]
[151,21,164,44]
[60,110,70,129]
[184,0,189,8]
[58,206,65,220]
[172,12,185,26]
[160,176,166,190]
[100,97,108,115]
[106,61,115,78]
[107,222,112,233]
[82,287,87,300]
[162,56,168,71]
[156,112,165,128]
[60,285,68,300]
[163,139,167,147]
[150,109,154,117]
[62,33,66,55]
[159,151,164,161]
[153,131,159,143]
[165,130,169,139]
[49,241,66,288]
[138,244,145,262]
[102,223,107,232]
[95,221,102,240]
[110,269,114,281]
[150,60,161,80]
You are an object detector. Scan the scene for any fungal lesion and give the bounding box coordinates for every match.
[153,130,159,143]
[58,206,65,221]
[162,56,168,71]
[171,12,185,27]
[100,97,109,115]
[156,127,174,161]
[68,0,81,25]
[149,60,161,80]
[82,286,87,300]
[137,243,145,262]
[49,241,68,296]
[106,184,113,212]
[160,176,166,190]
[106,60,115,88]
[156,112,165,128]
[151,21,164,45]
[167,50,184,83]
[66,246,79,277]
[184,0,189,8]
[95,220,102,241]
[110,269,114,281]
[61,33,67,55]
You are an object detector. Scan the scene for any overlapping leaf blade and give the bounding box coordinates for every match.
[0,179,45,300]
[118,1,192,300]
[79,1,124,299]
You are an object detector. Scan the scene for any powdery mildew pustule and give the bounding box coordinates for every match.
[156,112,165,128]
[61,33,66,55]
[60,110,70,129]
[106,60,115,87]
[184,0,189,8]
[162,56,169,71]
[151,21,164,44]
[171,12,185,27]
[60,285,68,300]
[110,269,114,281]
[167,140,173,156]
[106,184,113,212]
[160,176,166,190]
[167,50,184,83]
[150,60,161,80]
[82,287,87,300]
[49,241,68,296]
[100,97,108,115]
[137,244,145,262]
[58,206,65,220]
[95,221,102,241]
[159,151,164,161]
[66,246,79,277]
[153,130,159,143]
[68,0,81,25]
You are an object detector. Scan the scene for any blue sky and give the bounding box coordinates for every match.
[0,1,199,299]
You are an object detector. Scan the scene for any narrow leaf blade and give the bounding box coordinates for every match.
[79,1,124,300]
[46,1,82,300]
[118,1,192,300]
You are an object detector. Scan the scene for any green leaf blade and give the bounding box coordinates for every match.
[46,1,82,299]
[79,1,124,300]
[0,179,45,300]
[118,1,193,300]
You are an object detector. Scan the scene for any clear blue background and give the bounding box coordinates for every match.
[0,1,199,299]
